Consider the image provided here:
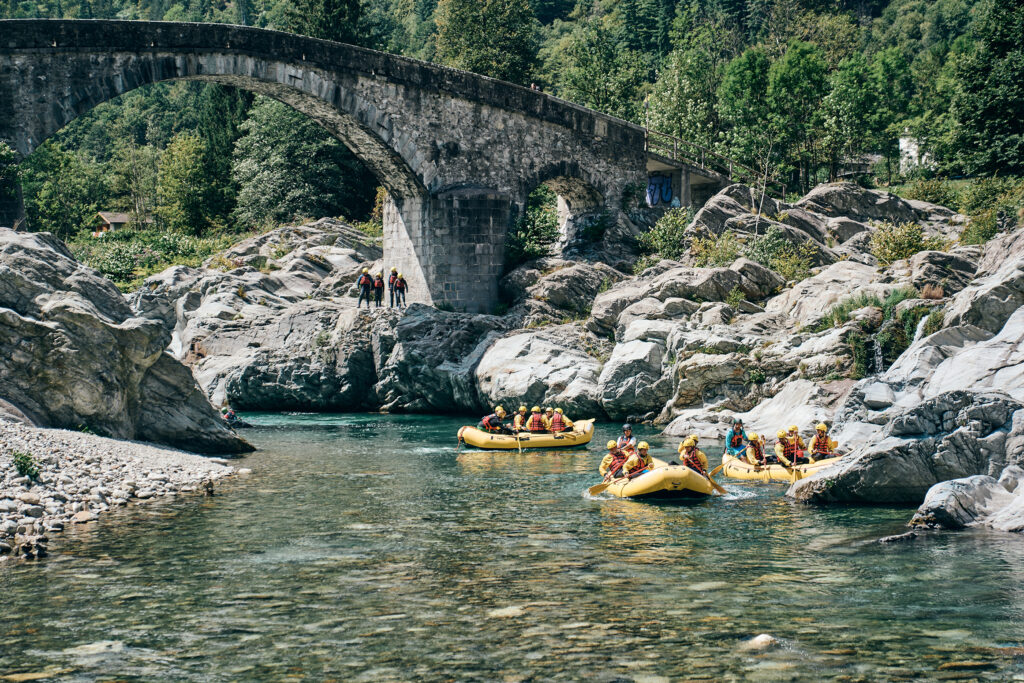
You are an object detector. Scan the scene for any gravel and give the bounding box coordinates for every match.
[0,422,238,560]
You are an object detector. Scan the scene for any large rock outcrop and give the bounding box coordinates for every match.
[910,467,1024,532]
[0,229,249,454]
[789,391,1021,504]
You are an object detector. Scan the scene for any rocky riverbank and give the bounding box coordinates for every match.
[0,422,239,560]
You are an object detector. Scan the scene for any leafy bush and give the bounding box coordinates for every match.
[692,229,742,267]
[814,287,919,332]
[505,185,560,272]
[726,286,745,308]
[12,451,39,480]
[743,226,816,283]
[70,228,251,290]
[902,178,958,208]
[869,222,947,265]
[637,207,693,262]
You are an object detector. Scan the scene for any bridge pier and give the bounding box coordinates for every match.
[383,187,510,314]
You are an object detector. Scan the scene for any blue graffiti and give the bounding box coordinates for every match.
[646,175,673,206]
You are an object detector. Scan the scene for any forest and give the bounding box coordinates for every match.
[1,0,1022,287]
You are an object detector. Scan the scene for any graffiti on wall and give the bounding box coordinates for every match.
[646,174,673,206]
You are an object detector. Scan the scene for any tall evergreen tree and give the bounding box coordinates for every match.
[767,40,829,192]
[821,53,877,179]
[717,47,773,168]
[951,0,1024,174]
[434,0,538,83]
[286,0,361,43]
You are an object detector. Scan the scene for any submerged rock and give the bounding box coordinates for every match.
[910,466,1024,532]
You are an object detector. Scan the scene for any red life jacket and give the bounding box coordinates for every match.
[388,273,398,287]
[395,277,407,291]
[527,413,546,431]
[607,449,627,476]
[782,438,797,461]
[730,432,744,449]
[358,274,372,287]
[812,434,832,456]
[682,450,705,474]
[550,413,566,432]
[626,452,651,476]
[373,277,384,290]
[748,441,764,463]
[481,413,503,431]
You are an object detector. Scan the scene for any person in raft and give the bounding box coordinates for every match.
[512,405,529,432]
[356,268,374,309]
[745,433,766,465]
[774,429,808,466]
[679,438,709,475]
[617,424,637,452]
[725,419,748,458]
[787,424,806,451]
[526,406,548,433]
[479,406,513,434]
[622,441,654,478]
[549,407,573,432]
[599,440,628,480]
[808,423,838,460]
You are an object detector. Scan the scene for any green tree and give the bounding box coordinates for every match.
[20,142,100,239]
[286,0,361,43]
[717,46,773,167]
[767,40,829,192]
[648,47,720,147]
[822,53,877,179]
[871,47,913,182]
[558,19,649,121]
[108,138,160,227]
[157,132,209,235]
[231,97,375,228]
[951,0,1024,175]
[434,0,538,83]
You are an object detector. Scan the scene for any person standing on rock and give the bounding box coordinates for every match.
[373,272,385,308]
[395,273,408,307]
[357,268,373,309]
[387,267,399,307]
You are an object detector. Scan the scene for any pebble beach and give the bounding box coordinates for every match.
[0,422,243,560]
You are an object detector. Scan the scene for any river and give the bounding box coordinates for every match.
[2,414,1022,681]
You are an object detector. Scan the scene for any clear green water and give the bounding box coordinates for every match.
[2,414,1023,682]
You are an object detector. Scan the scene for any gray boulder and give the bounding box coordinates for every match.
[789,390,1022,505]
[909,469,1024,531]
[796,182,918,224]
[0,228,249,454]
[474,324,609,417]
[598,339,673,419]
[764,261,891,327]
[944,229,1024,334]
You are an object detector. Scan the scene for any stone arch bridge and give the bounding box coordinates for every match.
[0,19,744,312]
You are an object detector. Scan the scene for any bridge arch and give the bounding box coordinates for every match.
[0,19,650,312]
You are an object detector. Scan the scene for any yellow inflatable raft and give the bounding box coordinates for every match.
[603,458,716,500]
[457,419,595,450]
[720,453,844,482]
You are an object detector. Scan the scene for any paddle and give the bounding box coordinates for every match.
[515,430,523,454]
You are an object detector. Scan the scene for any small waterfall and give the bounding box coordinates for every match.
[873,338,884,375]
[912,314,929,344]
